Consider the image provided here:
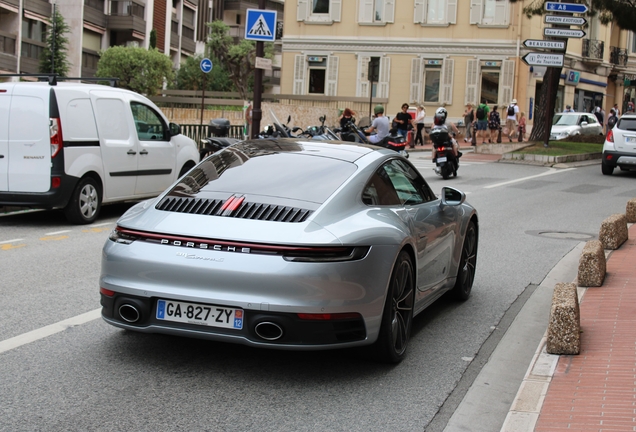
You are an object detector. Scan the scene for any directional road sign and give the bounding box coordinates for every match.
[545,15,586,26]
[245,9,277,42]
[544,28,586,38]
[545,2,588,13]
[200,58,213,73]
[522,52,565,67]
[523,39,566,50]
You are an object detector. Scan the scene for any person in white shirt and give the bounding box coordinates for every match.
[365,105,390,144]
[505,99,520,142]
[411,105,426,146]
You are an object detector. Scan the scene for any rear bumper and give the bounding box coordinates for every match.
[0,174,79,208]
[602,151,636,169]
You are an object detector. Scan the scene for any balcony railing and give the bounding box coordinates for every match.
[109,1,144,18]
[610,46,629,67]
[85,0,104,10]
[582,39,604,61]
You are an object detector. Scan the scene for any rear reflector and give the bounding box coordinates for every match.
[51,177,61,189]
[100,287,115,297]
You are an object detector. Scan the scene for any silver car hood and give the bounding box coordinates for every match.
[551,125,577,133]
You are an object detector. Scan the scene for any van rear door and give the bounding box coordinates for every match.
[0,86,10,191]
[7,86,51,193]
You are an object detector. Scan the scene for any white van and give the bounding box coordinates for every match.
[0,81,199,224]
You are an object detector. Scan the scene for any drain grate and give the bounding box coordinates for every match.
[526,230,595,241]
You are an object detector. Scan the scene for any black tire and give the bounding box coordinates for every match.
[64,176,101,225]
[451,221,477,301]
[372,251,415,364]
[179,161,196,177]
[442,166,450,180]
[601,163,614,175]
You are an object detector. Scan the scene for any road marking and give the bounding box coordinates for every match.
[484,168,575,189]
[90,222,112,228]
[45,230,71,236]
[0,308,102,355]
[83,227,111,233]
[0,238,23,245]
[40,235,69,241]
[1,243,26,251]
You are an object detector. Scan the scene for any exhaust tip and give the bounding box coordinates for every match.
[119,304,140,323]
[254,322,284,341]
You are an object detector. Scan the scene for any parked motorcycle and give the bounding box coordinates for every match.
[337,119,409,158]
[258,112,304,139]
[430,125,459,179]
[304,115,340,140]
[199,118,240,159]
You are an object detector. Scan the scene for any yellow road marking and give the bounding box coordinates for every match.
[82,227,111,233]
[1,243,26,251]
[39,235,69,241]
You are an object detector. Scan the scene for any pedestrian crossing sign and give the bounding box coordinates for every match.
[245,9,277,42]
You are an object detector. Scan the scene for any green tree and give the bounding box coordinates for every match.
[170,55,235,92]
[39,8,70,77]
[510,0,636,142]
[149,29,157,50]
[205,20,274,100]
[96,46,174,96]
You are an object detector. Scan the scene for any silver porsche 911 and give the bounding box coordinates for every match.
[100,139,478,363]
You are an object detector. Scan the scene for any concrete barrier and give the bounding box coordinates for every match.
[577,240,606,287]
[598,213,628,250]
[626,198,636,223]
[546,283,580,355]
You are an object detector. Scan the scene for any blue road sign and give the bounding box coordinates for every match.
[245,9,277,42]
[545,2,588,13]
[200,58,213,73]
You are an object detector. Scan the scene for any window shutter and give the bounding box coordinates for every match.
[359,0,373,23]
[414,0,426,23]
[297,0,308,21]
[384,0,395,23]
[447,0,457,24]
[357,55,370,97]
[410,57,423,103]
[494,0,509,25]
[465,59,479,105]
[330,0,342,22]
[378,57,391,98]
[470,0,483,25]
[326,55,339,96]
[441,58,454,105]
[498,59,515,106]
[293,55,306,95]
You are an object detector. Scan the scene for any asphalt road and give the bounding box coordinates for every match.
[1,154,635,431]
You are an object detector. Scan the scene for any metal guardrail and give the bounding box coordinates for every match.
[180,124,245,147]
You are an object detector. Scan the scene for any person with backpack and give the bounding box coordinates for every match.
[505,99,519,142]
[487,105,501,143]
[607,108,617,133]
[475,99,489,144]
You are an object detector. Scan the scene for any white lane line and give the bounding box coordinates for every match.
[90,222,113,228]
[0,238,24,245]
[45,230,72,236]
[0,308,102,355]
[484,168,575,189]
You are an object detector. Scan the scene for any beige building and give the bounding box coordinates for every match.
[281,0,636,127]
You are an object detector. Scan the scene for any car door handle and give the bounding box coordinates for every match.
[0,155,4,158]
[127,150,137,155]
[139,149,149,155]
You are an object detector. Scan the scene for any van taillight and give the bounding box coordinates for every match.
[50,117,63,158]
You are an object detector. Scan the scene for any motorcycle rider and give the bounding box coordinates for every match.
[365,105,390,144]
[430,107,460,161]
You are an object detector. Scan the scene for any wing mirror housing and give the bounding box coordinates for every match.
[440,187,466,208]
[169,122,181,137]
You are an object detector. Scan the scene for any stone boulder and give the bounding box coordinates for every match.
[578,240,606,287]
[626,198,636,224]
[598,213,628,250]
[546,283,580,355]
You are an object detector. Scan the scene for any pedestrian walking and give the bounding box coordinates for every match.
[394,103,411,138]
[505,99,520,142]
[475,99,490,144]
[463,103,475,144]
[412,105,426,146]
[613,103,620,116]
[487,105,501,143]
[518,112,526,142]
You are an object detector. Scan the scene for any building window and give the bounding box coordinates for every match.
[358,0,394,24]
[22,18,47,43]
[481,69,499,105]
[410,58,453,105]
[470,0,509,26]
[293,55,339,96]
[85,0,105,10]
[109,1,145,18]
[424,68,441,102]
[183,7,195,27]
[464,59,514,106]
[297,0,341,23]
[0,35,16,55]
[309,68,326,94]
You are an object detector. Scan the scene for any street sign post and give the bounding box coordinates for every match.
[200,58,213,73]
[523,39,566,50]
[245,9,277,42]
[544,15,586,26]
[199,58,213,126]
[545,2,588,13]
[522,52,564,67]
[544,28,586,38]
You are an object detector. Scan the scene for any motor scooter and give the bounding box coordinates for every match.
[337,120,409,158]
[430,125,459,179]
[199,118,240,159]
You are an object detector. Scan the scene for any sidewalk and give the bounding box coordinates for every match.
[506,224,636,431]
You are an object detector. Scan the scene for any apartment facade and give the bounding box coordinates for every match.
[281,0,636,125]
[0,0,210,77]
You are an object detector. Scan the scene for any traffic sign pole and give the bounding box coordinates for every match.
[251,1,266,139]
[199,58,213,127]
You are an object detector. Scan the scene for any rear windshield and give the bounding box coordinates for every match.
[617,118,636,131]
[170,145,357,204]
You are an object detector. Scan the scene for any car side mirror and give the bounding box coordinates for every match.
[580,121,588,126]
[440,187,466,208]
[169,122,181,137]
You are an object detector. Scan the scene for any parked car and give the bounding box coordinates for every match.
[0,80,199,224]
[602,113,636,175]
[550,112,603,141]
[100,139,479,363]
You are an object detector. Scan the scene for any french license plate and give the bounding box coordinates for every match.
[437,156,447,163]
[550,135,557,141]
[156,299,243,329]
[625,136,636,143]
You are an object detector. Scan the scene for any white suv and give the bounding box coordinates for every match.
[602,114,636,175]
[0,81,199,223]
